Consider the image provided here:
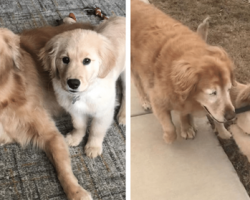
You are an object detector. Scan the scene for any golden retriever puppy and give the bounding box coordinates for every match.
[39,16,126,158]
[221,83,250,161]
[131,0,235,143]
[0,28,92,200]
[20,22,95,117]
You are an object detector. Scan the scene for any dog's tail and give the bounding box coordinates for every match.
[197,16,210,42]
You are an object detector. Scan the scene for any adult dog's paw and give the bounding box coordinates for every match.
[65,130,84,146]
[181,126,196,139]
[85,144,102,158]
[141,100,151,110]
[67,186,92,200]
[163,131,177,144]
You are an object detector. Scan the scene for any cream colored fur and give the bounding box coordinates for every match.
[40,16,126,158]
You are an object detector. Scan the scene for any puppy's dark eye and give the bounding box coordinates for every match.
[62,57,70,64]
[83,58,91,65]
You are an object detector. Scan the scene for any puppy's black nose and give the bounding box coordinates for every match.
[67,79,80,89]
[224,109,236,121]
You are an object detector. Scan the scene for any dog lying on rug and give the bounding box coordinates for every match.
[0,24,93,200]
[197,17,250,161]
[131,0,235,143]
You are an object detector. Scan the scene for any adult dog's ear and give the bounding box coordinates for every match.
[171,60,199,101]
[97,36,116,78]
[1,28,21,69]
[39,37,59,78]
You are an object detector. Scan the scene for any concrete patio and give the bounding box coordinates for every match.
[131,84,249,200]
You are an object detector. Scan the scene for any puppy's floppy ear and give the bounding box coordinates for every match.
[39,37,59,78]
[97,36,116,78]
[171,60,199,101]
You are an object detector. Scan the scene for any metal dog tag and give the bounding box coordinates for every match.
[72,95,80,104]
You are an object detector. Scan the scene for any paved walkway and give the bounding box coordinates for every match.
[131,84,249,200]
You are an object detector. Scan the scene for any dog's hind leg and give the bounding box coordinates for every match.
[131,70,151,110]
[0,123,14,145]
[179,114,197,139]
[117,70,126,125]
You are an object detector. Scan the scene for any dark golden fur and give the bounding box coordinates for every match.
[131,0,235,143]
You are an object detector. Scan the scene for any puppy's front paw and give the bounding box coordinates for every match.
[65,129,84,146]
[163,131,177,144]
[67,186,92,200]
[217,128,232,139]
[85,144,102,158]
[181,126,196,139]
[117,111,126,126]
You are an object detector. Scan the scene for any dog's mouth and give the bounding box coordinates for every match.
[69,90,78,93]
[203,106,224,123]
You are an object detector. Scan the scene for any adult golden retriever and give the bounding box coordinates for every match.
[131,0,235,143]
[197,17,250,161]
[0,23,94,200]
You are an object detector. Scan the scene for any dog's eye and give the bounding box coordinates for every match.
[83,58,91,65]
[62,57,70,64]
[210,91,217,96]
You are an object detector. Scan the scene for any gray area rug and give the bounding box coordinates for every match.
[0,0,126,199]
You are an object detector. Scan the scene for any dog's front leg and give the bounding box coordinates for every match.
[43,132,92,200]
[85,109,114,158]
[179,114,197,139]
[66,113,88,146]
[34,111,92,200]
[214,121,232,139]
[150,98,177,144]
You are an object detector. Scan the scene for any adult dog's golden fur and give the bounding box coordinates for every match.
[0,24,94,200]
[131,0,235,143]
[197,17,250,161]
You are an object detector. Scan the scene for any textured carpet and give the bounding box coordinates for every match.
[0,0,126,200]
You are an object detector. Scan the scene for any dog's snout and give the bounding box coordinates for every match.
[224,109,236,121]
[67,79,80,89]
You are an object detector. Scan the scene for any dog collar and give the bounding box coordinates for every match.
[235,105,250,114]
